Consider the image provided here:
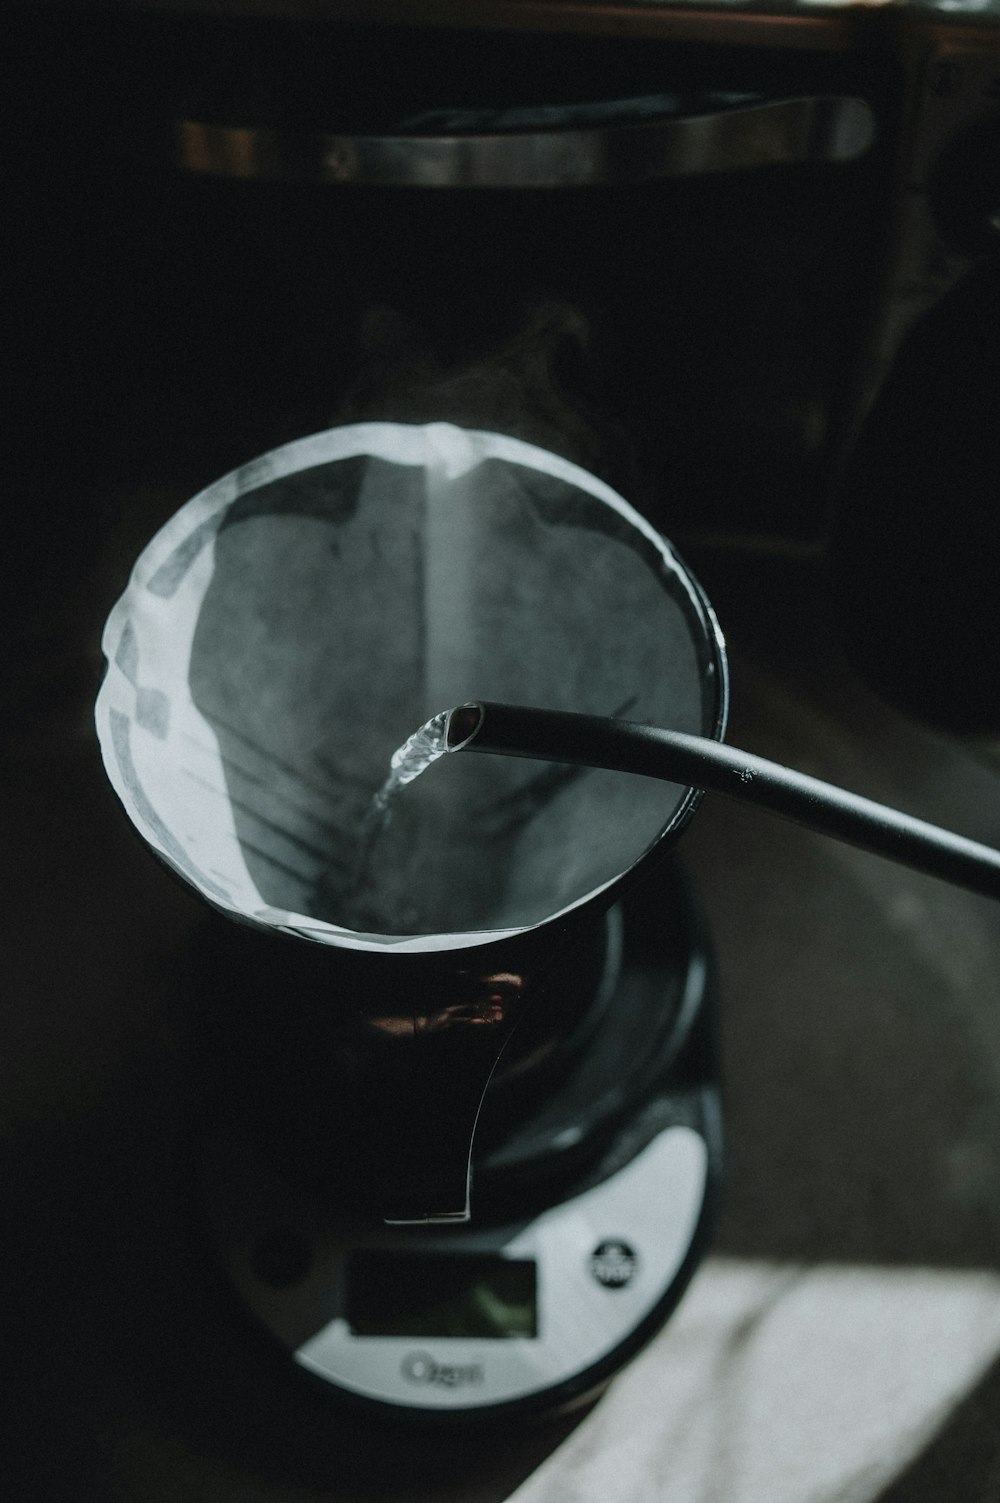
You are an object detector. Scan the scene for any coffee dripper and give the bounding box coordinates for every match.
[96,421,726,1234]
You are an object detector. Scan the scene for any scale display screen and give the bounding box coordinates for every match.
[346,1252,538,1339]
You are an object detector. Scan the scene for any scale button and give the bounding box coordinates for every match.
[590,1240,638,1289]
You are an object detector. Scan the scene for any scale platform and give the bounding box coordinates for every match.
[198,862,722,1421]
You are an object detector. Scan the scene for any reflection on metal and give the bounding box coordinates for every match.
[177,95,876,189]
[416,997,512,1032]
[367,971,522,1036]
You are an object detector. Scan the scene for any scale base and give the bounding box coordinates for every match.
[197,863,722,1421]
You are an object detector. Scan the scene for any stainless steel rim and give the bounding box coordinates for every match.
[176,94,876,189]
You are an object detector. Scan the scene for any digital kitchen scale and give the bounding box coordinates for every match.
[198,861,723,1421]
[97,419,729,1421]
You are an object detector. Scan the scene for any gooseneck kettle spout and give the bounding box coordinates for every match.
[445,702,1000,903]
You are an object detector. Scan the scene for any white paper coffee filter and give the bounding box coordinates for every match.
[96,422,713,952]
